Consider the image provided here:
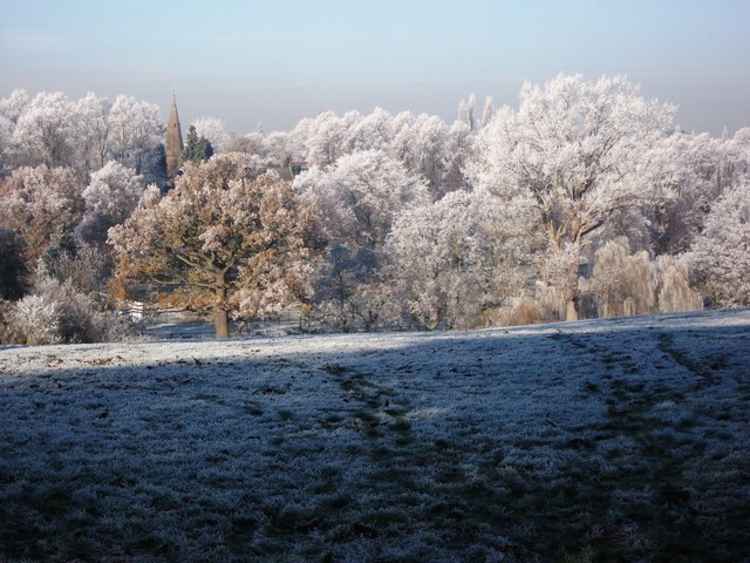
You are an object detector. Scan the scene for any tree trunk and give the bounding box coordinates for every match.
[565,299,578,321]
[214,272,229,338]
[214,308,229,338]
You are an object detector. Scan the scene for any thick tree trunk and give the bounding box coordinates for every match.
[544,222,584,322]
[565,299,578,321]
[214,272,229,338]
[214,308,229,338]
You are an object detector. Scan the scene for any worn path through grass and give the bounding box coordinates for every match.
[0,310,749,562]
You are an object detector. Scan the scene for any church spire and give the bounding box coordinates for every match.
[165,93,183,178]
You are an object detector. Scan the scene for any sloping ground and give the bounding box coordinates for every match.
[0,310,749,562]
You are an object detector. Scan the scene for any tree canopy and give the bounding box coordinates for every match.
[108,154,314,336]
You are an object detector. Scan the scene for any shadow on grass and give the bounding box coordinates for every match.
[0,311,749,562]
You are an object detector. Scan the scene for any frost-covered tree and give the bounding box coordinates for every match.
[585,238,701,317]
[293,111,352,167]
[224,132,266,158]
[82,162,144,222]
[109,154,314,337]
[295,150,430,328]
[107,95,162,171]
[0,165,83,263]
[439,120,473,197]
[586,238,656,318]
[5,271,130,345]
[393,113,454,198]
[72,93,112,170]
[457,93,478,131]
[0,115,13,170]
[43,243,112,298]
[636,132,740,255]
[9,294,62,345]
[603,128,750,257]
[77,161,146,245]
[0,89,31,124]
[11,92,75,168]
[388,190,539,329]
[0,89,30,168]
[469,74,675,320]
[727,128,750,183]
[653,255,702,314]
[480,96,495,128]
[688,184,750,307]
[287,108,467,199]
[345,107,393,152]
[296,150,429,249]
[2,90,167,175]
[263,131,297,170]
[191,117,230,153]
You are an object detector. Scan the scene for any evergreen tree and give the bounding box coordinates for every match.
[182,125,214,163]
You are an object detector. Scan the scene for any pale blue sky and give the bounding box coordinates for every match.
[1,0,748,134]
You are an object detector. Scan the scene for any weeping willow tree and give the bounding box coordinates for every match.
[584,238,701,318]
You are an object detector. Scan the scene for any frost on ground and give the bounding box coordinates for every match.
[1,310,749,562]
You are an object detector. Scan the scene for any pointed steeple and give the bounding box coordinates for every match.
[165,93,184,178]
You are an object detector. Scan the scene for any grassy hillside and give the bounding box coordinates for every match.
[1,310,749,562]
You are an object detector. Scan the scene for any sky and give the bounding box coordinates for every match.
[1,0,748,135]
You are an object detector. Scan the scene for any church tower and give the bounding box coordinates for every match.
[165,94,183,178]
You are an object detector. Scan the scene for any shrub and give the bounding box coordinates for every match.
[10,293,62,345]
[3,276,137,345]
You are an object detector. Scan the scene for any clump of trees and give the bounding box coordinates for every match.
[468,75,676,320]
[1,75,749,342]
[294,150,430,329]
[388,190,540,329]
[1,90,162,178]
[0,89,163,344]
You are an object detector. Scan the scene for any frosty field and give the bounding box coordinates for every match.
[1,310,749,562]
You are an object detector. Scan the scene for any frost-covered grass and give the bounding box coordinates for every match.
[1,310,749,562]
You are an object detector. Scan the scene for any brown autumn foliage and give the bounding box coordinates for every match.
[108,154,317,337]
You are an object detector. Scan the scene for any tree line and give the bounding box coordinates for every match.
[1,74,748,340]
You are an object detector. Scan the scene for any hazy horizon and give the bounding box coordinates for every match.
[2,0,749,135]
